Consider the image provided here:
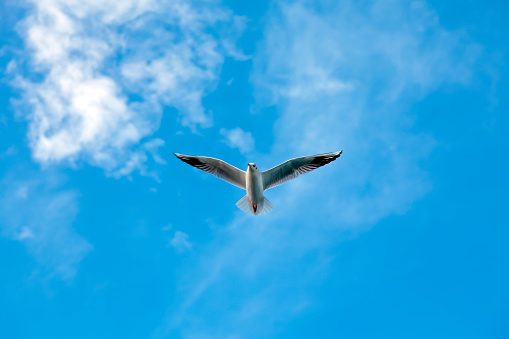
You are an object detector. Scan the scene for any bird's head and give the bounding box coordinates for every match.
[247,163,258,171]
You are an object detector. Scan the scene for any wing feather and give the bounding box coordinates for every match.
[262,151,342,191]
[174,153,246,189]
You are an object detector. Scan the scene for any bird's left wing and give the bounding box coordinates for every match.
[262,151,342,191]
[174,153,246,189]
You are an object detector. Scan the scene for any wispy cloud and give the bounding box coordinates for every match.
[11,0,245,176]
[220,127,255,154]
[251,0,480,226]
[170,230,192,253]
[0,172,92,281]
[157,0,481,336]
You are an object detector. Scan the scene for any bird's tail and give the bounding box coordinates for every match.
[236,196,274,216]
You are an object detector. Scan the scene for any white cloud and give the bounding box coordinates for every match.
[220,127,255,154]
[17,226,35,240]
[144,138,166,165]
[253,1,479,103]
[12,0,245,176]
[170,230,192,253]
[250,0,479,226]
[0,173,92,281]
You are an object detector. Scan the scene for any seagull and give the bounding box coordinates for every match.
[174,151,343,215]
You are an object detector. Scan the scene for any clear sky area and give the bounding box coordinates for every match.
[0,0,508,338]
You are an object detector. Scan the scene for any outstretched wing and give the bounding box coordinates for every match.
[262,151,343,191]
[174,153,246,189]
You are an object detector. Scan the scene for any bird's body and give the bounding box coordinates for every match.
[174,150,343,215]
[246,164,264,213]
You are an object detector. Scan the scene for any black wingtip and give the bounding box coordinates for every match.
[332,150,343,160]
[333,150,343,160]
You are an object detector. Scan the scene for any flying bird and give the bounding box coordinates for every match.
[174,151,343,215]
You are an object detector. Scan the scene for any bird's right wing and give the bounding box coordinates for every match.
[174,153,246,189]
[262,151,342,191]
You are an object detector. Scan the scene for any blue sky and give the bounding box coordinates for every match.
[0,0,508,338]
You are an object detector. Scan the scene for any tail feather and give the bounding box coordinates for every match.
[258,197,274,215]
[236,196,274,216]
[236,195,254,215]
